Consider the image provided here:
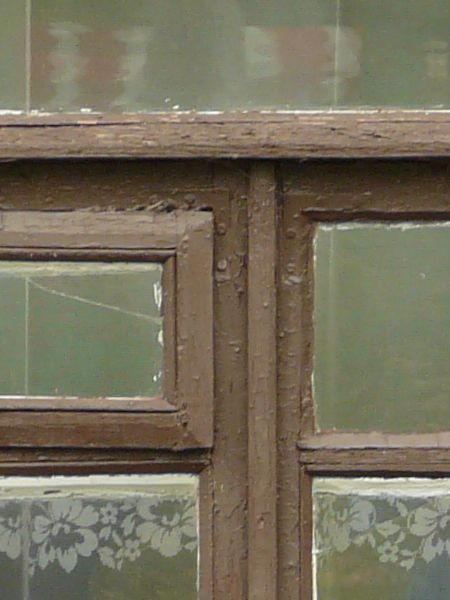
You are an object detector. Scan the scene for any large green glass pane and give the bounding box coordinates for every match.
[314,223,450,433]
[314,478,450,600]
[0,262,163,398]
[0,474,198,600]
[0,2,26,110]
[24,0,450,111]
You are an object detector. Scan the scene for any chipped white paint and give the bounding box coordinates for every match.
[314,476,450,497]
[0,474,198,497]
[317,221,450,232]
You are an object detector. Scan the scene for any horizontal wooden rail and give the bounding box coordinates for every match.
[0,111,448,158]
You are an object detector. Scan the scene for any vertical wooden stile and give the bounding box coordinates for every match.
[248,162,278,600]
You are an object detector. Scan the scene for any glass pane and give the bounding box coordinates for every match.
[0,2,26,110]
[314,223,450,433]
[314,478,450,600]
[0,261,163,398]
[0,474,198,600]
[2,0,450,112]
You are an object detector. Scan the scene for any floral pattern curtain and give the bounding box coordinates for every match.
[0,476,198,600]
[314,478,450,600]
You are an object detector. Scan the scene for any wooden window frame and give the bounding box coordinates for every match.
[0,208,214,449]
[0,161,249,600]
[0,106,448,600]
[277,160,450,600]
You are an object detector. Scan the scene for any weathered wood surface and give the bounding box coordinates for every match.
[248,163,278,600]
[0,209,209,249]
[299,448,450,473]
[209,165,249,600]
[0,112,448,158]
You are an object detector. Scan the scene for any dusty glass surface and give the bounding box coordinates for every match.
[0,1,26,110]
[0,0,449,111]
[313,478,450,600]
[0,474,198,600]
[314,223,450,433]
[0,261,163,398]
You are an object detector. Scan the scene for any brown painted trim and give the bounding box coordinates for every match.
[278,192,303,600]
[299,448,450,473]
[0,112,448,158]
[208,165,248,600]
[248,162,278,600]
[199,466,214,600]
[0,209,199,249]
[0,411,199,448]
[176,210,214,447]
[162,256,177,406]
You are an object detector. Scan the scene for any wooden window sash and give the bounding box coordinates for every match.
[0,209,214,448]
[277,160,450,600]
[0,161,250,600]
[281,160,450,450]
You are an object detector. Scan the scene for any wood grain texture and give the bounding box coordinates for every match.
[248,163,278,600]
[277,193,303,600]
[0,112,448,158]
[0,209,205,249]
[208,165,248,600]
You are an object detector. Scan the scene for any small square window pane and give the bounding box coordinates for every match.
[0,474,198,600]
[0,262,163,398]
[314,223,450,433]
[313,478,450,600]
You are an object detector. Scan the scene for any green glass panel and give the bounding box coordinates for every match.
[0,2,26,110]
[0,275,26,395]
[0,262,163,398]
[314,223,450,433]
[17,0,449,111]
[314,478,450,600]
[0,474,198,600]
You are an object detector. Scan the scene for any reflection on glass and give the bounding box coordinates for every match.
[314,223,450,433]
[313,478,450,600]
[0,474,198,600]
[0,0,449,111]
[0,261,163,398]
